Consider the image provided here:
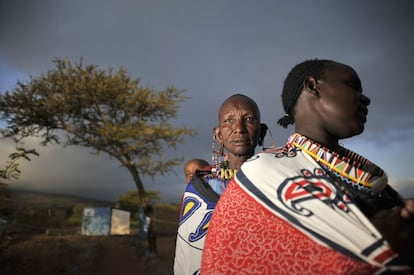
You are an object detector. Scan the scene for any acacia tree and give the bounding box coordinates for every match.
[0,147,39,214]
[0,58,195,200]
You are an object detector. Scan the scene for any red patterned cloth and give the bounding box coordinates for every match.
[202,181,380,274]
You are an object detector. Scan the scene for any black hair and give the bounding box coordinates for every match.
[277,59,336,128]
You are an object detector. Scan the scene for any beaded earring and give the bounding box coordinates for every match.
[211,133,224,175]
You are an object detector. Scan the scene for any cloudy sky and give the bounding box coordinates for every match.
[1,0,413,203]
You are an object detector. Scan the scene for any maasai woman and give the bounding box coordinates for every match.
[202,59,414,274]
[174,94,267,275]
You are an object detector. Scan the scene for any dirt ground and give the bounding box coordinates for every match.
[0,233,176,275]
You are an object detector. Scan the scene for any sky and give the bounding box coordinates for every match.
[0,0,413,203]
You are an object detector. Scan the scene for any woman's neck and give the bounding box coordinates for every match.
[228,154,252,170]
[296,130,340,152]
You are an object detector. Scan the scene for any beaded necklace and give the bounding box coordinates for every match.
[211,160,238,180]
[289,133,388,192]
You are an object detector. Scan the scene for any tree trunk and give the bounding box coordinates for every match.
[126,165,147,200]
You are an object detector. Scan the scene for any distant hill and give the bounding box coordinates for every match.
[7,188,114,209]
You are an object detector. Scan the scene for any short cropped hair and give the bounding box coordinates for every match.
[277,59,336,128]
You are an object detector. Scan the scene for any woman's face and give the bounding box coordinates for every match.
[316,63,370,140]
[215,96,261,158]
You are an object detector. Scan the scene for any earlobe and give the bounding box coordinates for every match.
[213,126,223,143]
[304,77,320,97]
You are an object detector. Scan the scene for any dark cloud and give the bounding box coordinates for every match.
[390,178,414,200]
[1,0,413,202]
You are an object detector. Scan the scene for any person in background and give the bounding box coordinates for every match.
[178,158,210,220]
[144,202,157,257]
[138,196,157,258]
[183,158,209,184]
[202,59,414,274]
[174,94,268,275]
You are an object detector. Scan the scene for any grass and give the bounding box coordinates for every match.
[0,189,179,274]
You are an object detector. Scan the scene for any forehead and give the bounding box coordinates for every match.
[219,97,259,117]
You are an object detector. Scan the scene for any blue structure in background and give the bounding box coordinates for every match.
[81,207,111,236]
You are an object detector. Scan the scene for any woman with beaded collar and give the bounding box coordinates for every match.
[202,59,414,274]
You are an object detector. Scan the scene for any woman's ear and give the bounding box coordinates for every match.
[304,76,320,97]
[213,126,222,143]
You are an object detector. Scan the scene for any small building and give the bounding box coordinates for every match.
[81,207,130,236]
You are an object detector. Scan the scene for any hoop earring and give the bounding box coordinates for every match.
[262,127,276,151]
